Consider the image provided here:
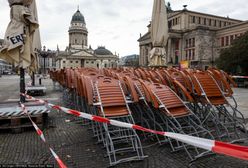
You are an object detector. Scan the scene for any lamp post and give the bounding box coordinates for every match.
[39,46,56,85]
[40,46,49,75]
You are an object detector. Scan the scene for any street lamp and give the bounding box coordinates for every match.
[40,46,49,75]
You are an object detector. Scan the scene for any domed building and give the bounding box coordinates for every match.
[56,8,119,69]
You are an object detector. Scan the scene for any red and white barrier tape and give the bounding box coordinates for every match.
[21,93,248,161]
[20,103,67,168]
[232,76,248,79]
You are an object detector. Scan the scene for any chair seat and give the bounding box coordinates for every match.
[164,106,190,117]
[209,96,227,105]
[100,106,129,117]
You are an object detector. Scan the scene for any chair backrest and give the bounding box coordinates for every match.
[97,78,126,107]
[207,68,235,97]
[193,71,222,97]
[142,82,190,117]
[65,68,75,89]
[123,76,140,103]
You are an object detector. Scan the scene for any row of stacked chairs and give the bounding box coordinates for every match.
[49,67,247,166]
[51,68,145,166]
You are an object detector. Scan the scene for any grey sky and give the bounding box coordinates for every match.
[0,0,247,56]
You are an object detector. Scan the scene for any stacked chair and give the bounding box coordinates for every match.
[54,68,146,166]
[187,71,246,142]
[49,66,247,166]
[93,77,145,165]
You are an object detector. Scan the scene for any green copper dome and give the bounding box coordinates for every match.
[94,46,113,55]
[71,9,85,24]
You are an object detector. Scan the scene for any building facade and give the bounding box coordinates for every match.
[119,54,139,67]
[0,59,12,75]
[138,7,248,69]
[56,9,119,69]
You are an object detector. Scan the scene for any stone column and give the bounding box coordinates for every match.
[179,38,182,62]
[167,38,172,64]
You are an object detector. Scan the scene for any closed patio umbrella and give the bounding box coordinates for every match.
[29,0,41,74]
[149,0,169,66]
[0,0,40,102]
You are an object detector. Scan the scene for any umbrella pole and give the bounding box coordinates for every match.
[20,67,26,103]
[32,71,35,86]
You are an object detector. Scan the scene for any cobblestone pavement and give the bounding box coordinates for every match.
[0,75,248,167]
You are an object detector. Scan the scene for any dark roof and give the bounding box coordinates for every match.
[71,9,85,24]
[94,46,113,55]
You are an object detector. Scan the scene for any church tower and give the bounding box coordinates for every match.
[69,8,88,49]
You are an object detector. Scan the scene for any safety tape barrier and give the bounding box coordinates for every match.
[232,76,248,79]
[20,103,67,168]
[21,93,248,161]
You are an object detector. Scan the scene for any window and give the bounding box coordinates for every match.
[168,20,172,28]
[189,39,192,47]
[219,21,222,28]
[214,20,217,27]
[209,19,212,26]
[230,35,234,44]
[225,36,229,46]
[86,61,89,64]
[75,61,78,63]
[63,61,66,63]
[175,40,179,50]
[192,38,195,47]
[203,18,206,25]
[189,50,191,60]
[198,17,201,24]
[221,37,224,47]
[70,61,73,63]
[75,39,77,44]
[224,22,227,26]
[91,61,94,64]
[186,39,188,48]
[192,49,195,60]
[145,48,148,55]
[192,16,195,23]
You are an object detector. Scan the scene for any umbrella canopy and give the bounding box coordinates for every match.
[149,0,169,66]
[29,0,41,72]
[0,0,40,71]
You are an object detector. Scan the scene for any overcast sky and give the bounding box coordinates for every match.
[0,0,247,56]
